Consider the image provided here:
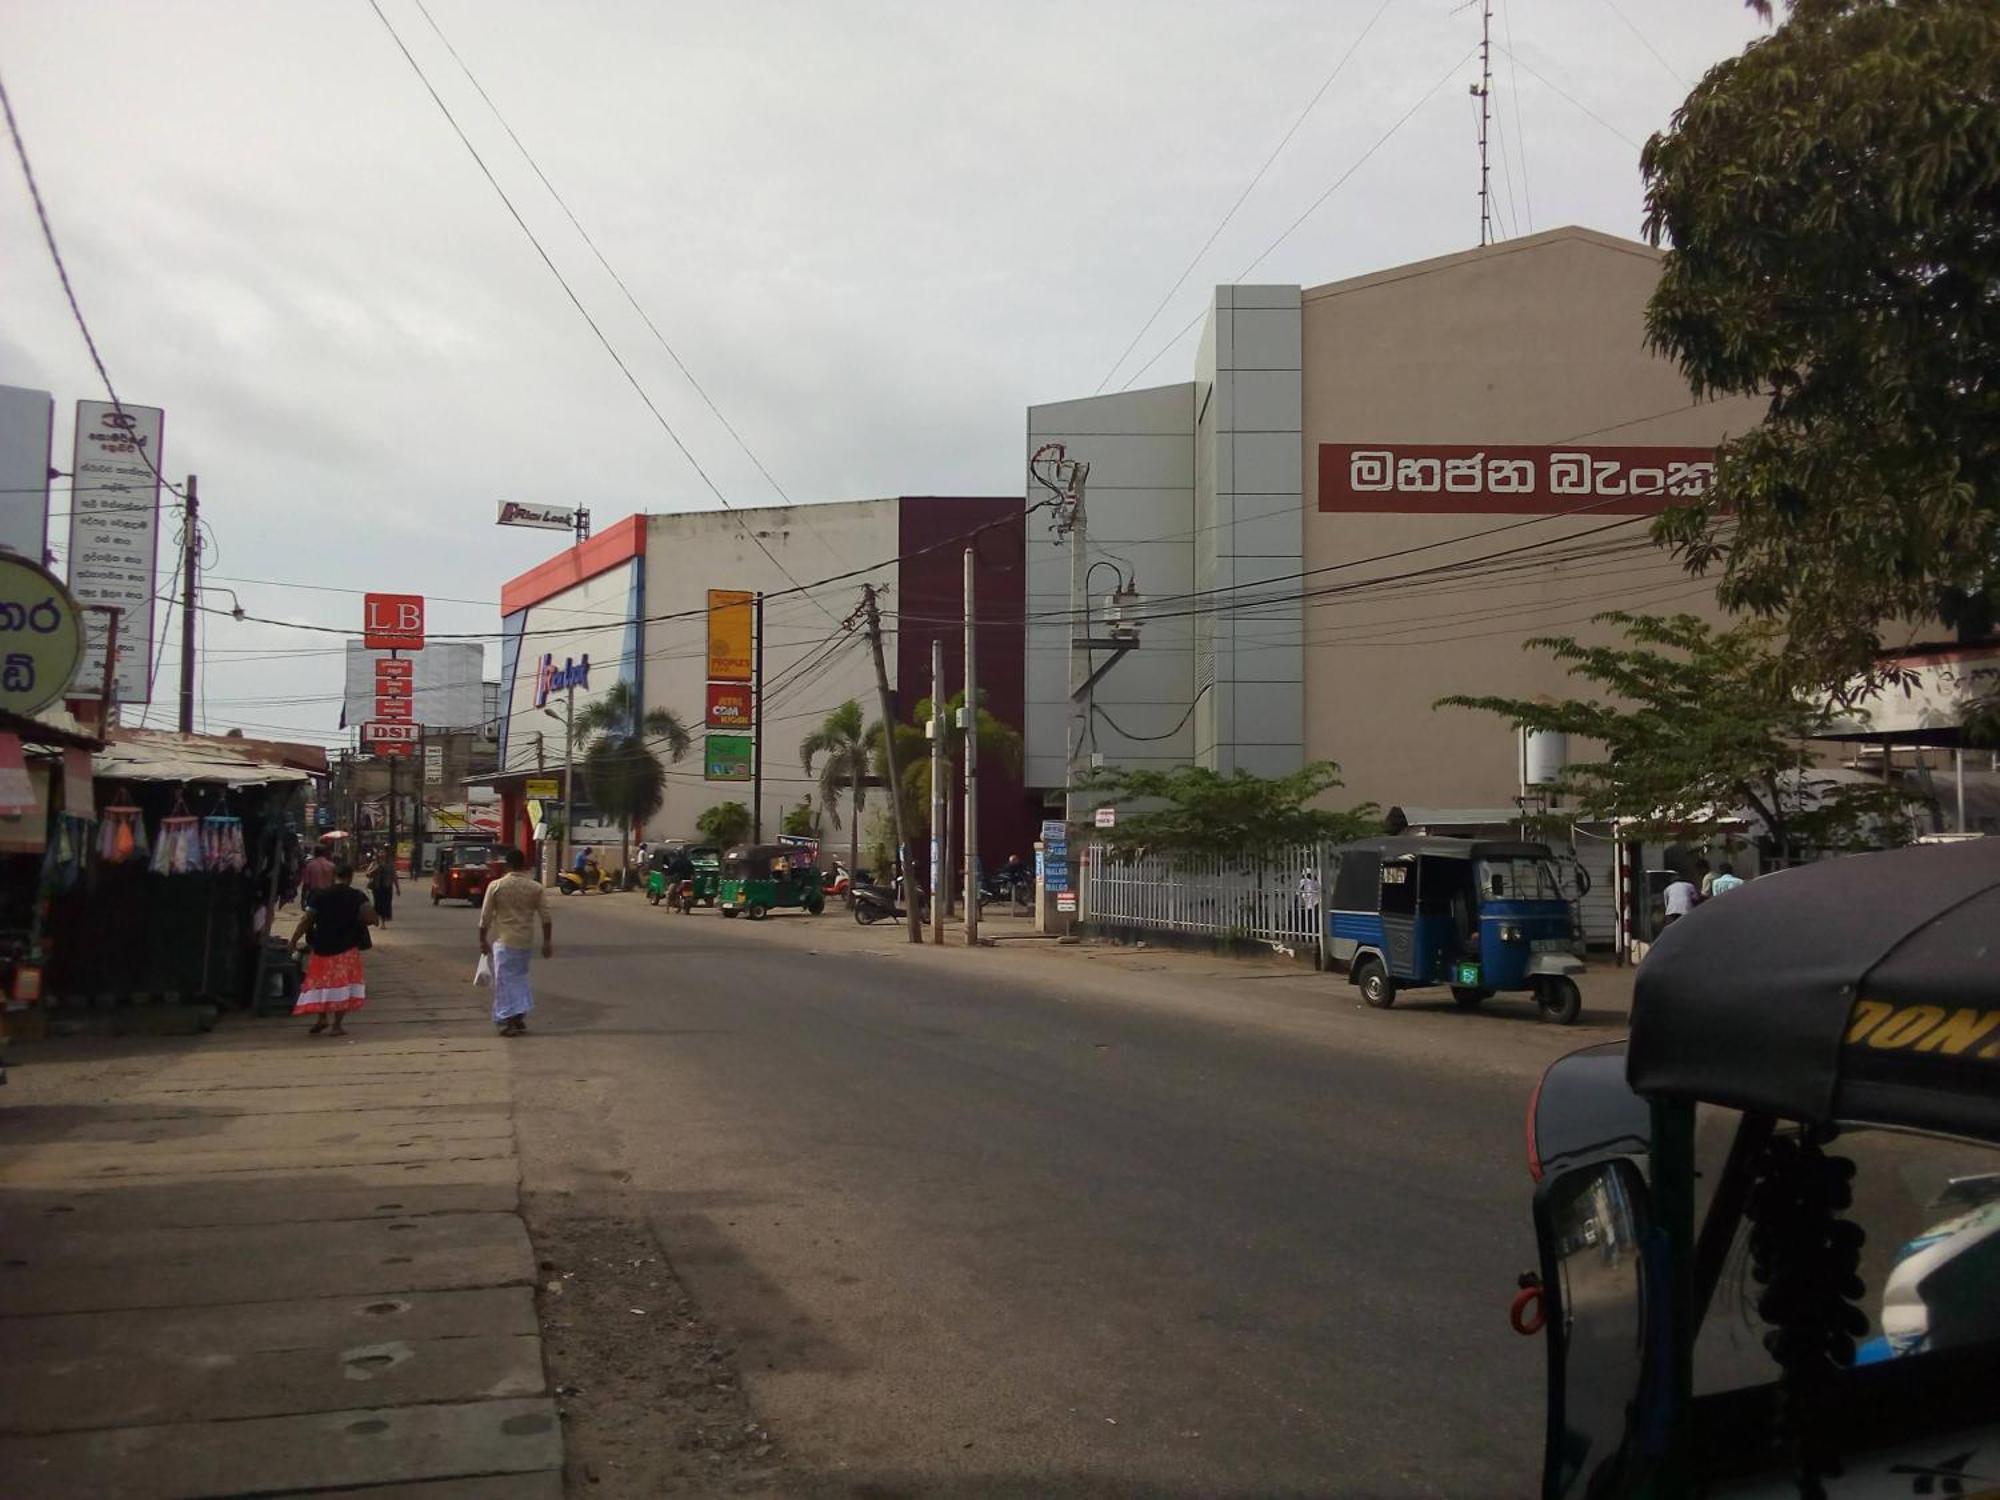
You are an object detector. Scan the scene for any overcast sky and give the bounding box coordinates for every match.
[0,0,1766,746]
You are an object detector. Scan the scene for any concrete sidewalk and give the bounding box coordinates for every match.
[0,929,561,1499]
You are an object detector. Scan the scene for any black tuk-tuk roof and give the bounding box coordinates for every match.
[724,844,792,863]
[1334,835,1553,861]
[1629,838,2000,1143]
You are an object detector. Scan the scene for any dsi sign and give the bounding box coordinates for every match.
[533,652,590,708]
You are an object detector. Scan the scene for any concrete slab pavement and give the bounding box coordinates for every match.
[0,926,562,1498]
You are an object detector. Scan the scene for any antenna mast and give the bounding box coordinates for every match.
[1468,0,1494,246]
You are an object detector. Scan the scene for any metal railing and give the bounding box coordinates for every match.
[1082,842,1323,959]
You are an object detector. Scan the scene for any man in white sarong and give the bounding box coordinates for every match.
[479,845,554,1037]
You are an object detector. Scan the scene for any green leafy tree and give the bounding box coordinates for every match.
[696,799,752,850]
[1641,0,2000,701]
[872,693,1023,897]
[573,680,692,874]
[799,699,876,881]
[781,798,818,837]
[1084,761,1377,857]
[1437,611,1914,856]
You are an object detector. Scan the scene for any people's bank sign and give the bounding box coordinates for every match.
[533,652,590,708]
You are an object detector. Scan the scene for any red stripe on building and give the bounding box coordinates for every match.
[499,514,647,615]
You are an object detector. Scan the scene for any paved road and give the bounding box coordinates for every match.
[402,892,1591,1497]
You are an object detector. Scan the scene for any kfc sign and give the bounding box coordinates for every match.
[1318,443,1716,516]
[363,593,425,650]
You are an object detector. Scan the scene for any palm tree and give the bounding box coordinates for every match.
[800,699,874,886]
[573,679,692,874]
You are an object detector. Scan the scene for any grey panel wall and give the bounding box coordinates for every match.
[1024,384,1197,792]
[1194,286,1305,777]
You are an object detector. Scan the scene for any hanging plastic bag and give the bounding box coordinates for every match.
[472,952,493,987]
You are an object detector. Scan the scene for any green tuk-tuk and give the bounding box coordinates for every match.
[718,844,825,919]
[645,843,720,911]
[1520,839,2000,1499]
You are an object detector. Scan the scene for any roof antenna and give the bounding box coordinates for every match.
[1458,0,1495,246]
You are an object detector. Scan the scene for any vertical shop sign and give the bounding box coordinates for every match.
[424,743,444,787]
[66,399,163,703]
[706,589,753,682]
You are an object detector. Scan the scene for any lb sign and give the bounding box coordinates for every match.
[0,554,83,716]
[532,652,589,708]
[362,593,425,651]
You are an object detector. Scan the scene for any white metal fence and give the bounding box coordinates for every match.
[1082,842,1324,958]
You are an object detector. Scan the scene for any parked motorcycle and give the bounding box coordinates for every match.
[977,867,1032,911]
[851,879,929,926]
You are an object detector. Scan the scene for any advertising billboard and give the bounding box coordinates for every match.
[705,681,752,728]
[496,501,576,531]
[0,385,54,562]
[704,733,752,782]
[706,589,753,682]
[363,593,425,650]
[66,399,163,704]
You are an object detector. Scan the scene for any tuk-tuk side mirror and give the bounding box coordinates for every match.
[1533,1156,1660,1500]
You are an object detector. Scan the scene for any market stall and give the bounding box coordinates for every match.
[37,735,314,1009]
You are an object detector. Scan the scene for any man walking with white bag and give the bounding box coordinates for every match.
[478,845,554,1037]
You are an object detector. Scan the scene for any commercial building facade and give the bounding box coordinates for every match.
[491,498,1037,868]
[1025,226,1767,819]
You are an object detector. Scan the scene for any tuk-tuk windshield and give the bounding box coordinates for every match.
[1695,1123,2000,1397]
[1479,856,1564,901]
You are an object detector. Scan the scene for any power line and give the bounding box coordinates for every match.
[406,0,853,579]
[1498,0,1532,233]
[1492,42,1645,152]
[1091,0,1398,394]
[0,65,185,504]
[1600,0,1691,89]
[1118,42,1481,392]
[363,0,833,620]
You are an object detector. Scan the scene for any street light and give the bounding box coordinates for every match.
[541,696,575,885]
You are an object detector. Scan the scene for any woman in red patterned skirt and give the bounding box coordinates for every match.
[289,862,380,1036]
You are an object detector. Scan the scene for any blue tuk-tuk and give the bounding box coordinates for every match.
[1326,836,1587,1023]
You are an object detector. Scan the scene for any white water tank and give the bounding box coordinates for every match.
[1521,728,1569,791]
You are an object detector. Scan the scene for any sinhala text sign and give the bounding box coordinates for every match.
[67,399,163,704]
[0,554,84,716]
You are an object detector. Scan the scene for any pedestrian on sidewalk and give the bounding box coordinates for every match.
[300,840,336,912]
[366,847,400,925]
[479,845,553,1038]
[289,862,379,1036]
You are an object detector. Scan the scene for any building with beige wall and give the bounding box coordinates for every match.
[1025,226,1765,823]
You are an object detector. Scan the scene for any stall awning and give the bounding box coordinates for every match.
[94,740,312,788]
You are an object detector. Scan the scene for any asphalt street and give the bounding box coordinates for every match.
[401,892,1589,1497]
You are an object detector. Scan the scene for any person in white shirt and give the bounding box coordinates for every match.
[1661,875,1699,929]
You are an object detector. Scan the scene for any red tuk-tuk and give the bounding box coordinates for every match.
[430,843,499,906]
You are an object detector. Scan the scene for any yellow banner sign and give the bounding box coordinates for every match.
[524,778,560,800]
[707,588,753,683]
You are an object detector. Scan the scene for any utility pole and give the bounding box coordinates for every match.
[559,682,575,886]
[861,585,920,944]
[1064,467,1088,829]
[751,591,765,843]
[929,637,945,945]
[386,750,398,881]
[963,546,979,945]
[178,474,199,734]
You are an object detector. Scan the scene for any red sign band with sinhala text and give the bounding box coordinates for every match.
[1317,443,1717,515]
